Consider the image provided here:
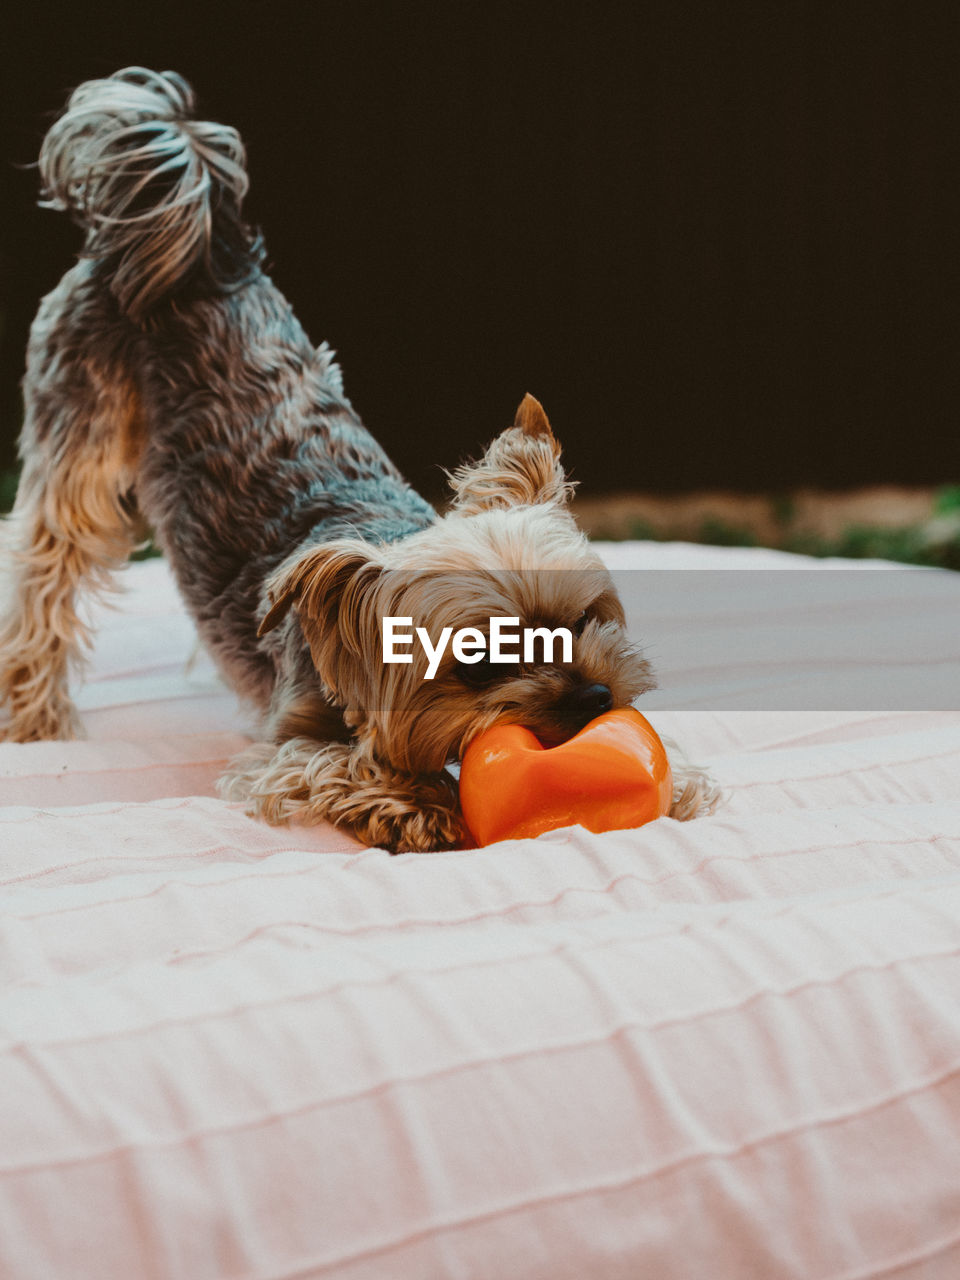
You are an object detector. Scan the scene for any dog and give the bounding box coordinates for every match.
[0,67,717,851]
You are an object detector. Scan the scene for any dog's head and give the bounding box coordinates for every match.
[258,395,655,773]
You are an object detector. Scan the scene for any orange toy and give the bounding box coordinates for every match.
[459,707,673,846]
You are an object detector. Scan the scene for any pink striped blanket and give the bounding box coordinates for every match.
[1,545,959,1278]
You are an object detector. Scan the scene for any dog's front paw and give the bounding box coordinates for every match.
[669,763,722,821]
[219,737,465,853]
[334,762,464,853]
[358,798,464,855]
[320,762,465,853]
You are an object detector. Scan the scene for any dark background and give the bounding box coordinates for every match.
[1,1,957,501]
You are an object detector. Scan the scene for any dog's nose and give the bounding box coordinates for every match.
[565,682,613,723]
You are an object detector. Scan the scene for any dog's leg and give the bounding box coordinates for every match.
[219,737,464,853]
[0,381,141,742]
[667,757,723,821]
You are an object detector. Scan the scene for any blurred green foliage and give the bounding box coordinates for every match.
[781,524,960,571]
[697,518,758,548]
[934,484,960,515]
[631,483,960,570]
[3,467,958,569]
[0,469,18,514]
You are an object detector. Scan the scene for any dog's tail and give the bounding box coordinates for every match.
[39,67,264,322]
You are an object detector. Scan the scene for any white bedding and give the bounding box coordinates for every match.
[2,545,960,1279]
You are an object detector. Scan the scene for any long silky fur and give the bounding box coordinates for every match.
[2,67,720,851]
[39,67,263,321]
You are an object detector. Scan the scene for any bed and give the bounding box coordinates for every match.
[1,542,959,1279]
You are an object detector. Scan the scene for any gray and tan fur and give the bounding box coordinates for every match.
[0,68,718,851]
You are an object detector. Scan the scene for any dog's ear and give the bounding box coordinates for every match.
[447,393,575,515]
[258,540,380,653]
[512,392,553,439]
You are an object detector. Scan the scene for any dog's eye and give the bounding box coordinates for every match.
[573,611,588,637]
[456,657,505,687]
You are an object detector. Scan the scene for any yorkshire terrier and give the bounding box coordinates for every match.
[0,67,717,851]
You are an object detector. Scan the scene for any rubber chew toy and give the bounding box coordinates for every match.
[459,707,673,846]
